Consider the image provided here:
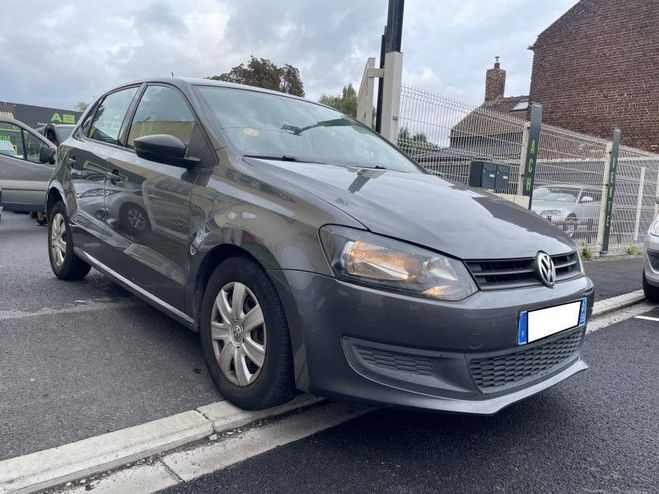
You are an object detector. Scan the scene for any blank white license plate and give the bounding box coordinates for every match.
[526,300,583,343]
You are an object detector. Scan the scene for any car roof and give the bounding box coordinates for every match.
[102,77,310,103]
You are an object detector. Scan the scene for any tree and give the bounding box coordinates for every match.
[74,101,89,112]
[318,84,357,118]
[208,56,304,97]
[398,127,436,156]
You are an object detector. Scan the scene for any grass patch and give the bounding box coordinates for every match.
[626,245,643,256]
[580,247,593,262]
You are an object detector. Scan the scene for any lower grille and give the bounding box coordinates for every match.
[469,330,583,391]
[355,346,434,376]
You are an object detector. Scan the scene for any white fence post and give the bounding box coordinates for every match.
[516,122,530,197]
[381,51,403,143]
[356,58,378,128]
[633,166,646,242]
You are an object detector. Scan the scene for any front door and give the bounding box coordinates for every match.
[102,84,215,311]
[0,120,55,212]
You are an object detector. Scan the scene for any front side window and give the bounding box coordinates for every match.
[195,85,421,172]
[23,130,47,163]
[87,87,138,144]
[0,122,23,157]
[127,85,196,149]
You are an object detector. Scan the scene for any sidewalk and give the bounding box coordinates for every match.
[584,256,644,301]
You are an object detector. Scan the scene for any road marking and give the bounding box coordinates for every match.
[0,395,322,494]
[62,401,371,494]
[0,299,141,321]
[634,315,659,322]
[591,290,645,317]
[587,301,656,332]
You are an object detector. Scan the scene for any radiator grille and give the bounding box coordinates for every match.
[466,252,581,290]
[469,330,583,390]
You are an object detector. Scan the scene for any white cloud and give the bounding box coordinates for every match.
[0,0,579,110]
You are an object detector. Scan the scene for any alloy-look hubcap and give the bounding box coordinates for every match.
[50,213,67,268]
[210,282,266,386]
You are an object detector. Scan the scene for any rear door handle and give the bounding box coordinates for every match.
[108,169,122,185]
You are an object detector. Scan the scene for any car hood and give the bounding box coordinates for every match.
[245,159,575,260]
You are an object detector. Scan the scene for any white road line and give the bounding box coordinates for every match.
[634,315,659,322]
[0,299,141,321]
[0,395,323,494]
[63,401,371,494]
[587,301,656,332]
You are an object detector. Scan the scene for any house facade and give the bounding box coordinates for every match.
[529,0,659,153]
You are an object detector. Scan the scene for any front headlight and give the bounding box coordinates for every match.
[650,217,659,237]
[319,225,477,301]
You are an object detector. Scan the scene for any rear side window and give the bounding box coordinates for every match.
[87,87,138,144]
[127,85,196,149]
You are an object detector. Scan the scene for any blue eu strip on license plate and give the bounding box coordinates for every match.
[518,298,587,345]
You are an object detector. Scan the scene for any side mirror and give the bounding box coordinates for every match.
[580,196,594,203]
[134,134,199,168]
[39,145,56,165]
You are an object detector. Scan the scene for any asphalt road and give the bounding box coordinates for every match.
[0,213,221,461]
[162,311,659,494]
[0,212,648,465]
[585,256,643,300]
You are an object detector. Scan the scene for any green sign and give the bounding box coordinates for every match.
[522,103,543,207]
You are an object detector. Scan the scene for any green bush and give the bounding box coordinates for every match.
[626,245,643,256]
[580,247,593,262]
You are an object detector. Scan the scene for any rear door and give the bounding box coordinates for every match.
[64,86,139,260]
[101,84,216,310]
[0,120,56,211]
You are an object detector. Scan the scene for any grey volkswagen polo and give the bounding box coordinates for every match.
[46,78,594,413]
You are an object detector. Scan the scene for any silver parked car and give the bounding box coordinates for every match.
[643,215,659,302]
[0,118,57,212]
[532,184,601,237]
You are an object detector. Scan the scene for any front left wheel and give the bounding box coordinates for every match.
[200,256,296,410]
[48,201,92,280]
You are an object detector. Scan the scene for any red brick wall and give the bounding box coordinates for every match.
[529,0,659,153]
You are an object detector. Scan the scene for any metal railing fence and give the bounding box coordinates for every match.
[397,84,659,253]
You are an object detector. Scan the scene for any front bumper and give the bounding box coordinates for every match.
[644,234,659,286]
[272,270,594,415]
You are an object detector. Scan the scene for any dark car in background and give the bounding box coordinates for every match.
[46,78,594,413]
[37,123,76,147]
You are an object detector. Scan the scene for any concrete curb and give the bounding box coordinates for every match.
[592,290,645,317]
[0,395,320,494]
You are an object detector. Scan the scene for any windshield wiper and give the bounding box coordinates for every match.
[242,154,327,165]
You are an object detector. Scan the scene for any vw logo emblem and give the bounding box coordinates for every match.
[536,251,556,287]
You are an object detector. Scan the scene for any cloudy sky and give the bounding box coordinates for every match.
[0,0,578,110]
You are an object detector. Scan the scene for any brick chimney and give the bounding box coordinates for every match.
[485,56,506,102]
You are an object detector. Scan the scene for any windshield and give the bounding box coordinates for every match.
[195,85,421,172]
[535,187,579,202]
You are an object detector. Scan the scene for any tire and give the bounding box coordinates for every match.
[200,256,296,410]
[643,272,659,303]
[48,201,92,280]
